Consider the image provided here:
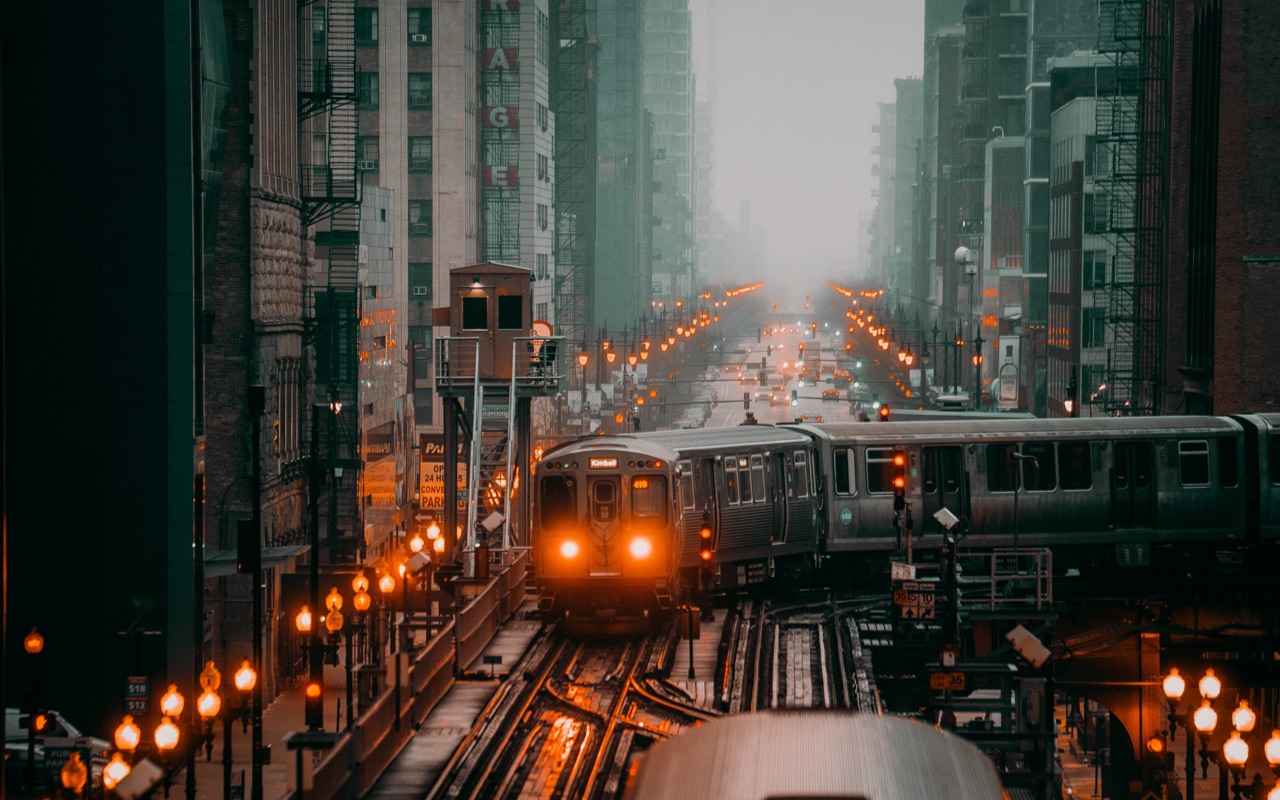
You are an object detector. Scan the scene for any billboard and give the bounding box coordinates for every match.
[420,433,466,513]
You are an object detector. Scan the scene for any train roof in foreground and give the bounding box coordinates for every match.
[624,711,1007,800]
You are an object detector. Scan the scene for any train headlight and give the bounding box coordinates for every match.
[628,536,653,559]
[559,540,580,559]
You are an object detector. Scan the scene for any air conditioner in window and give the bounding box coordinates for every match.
[409,96,430,108]
[411,33,428,43]
[358,160,377,171]
[413,286,429,296]
[410,223,431,235]
[410,160,431,172]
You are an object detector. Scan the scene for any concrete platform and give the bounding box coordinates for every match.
[362,610,543,800]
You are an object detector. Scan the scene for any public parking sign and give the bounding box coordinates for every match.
[43,737,93,784]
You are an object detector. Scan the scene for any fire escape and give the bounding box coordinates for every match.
[300,0,362,561]
[552,0,597,346]
[1097,0,1168,415]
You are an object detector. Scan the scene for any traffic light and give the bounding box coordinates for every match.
[767,345,772,356]
[761,357,766,370]
[892,451,907,512]
[791,389,798,407]
[798,342,805,353]
[304,680,324,730]
[20,711,53,733]
[743,391,750,410]
[699,513,714,562]
[878,404,891,422]
[845,341,852,351]
[757,328,762,343]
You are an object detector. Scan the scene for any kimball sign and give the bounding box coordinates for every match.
[420,433,466,513]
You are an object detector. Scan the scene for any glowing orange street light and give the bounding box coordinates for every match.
[295,605,313,633]
[23,628,44,655]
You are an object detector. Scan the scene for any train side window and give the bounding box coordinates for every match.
[941,449,960,493]
[1022,442,1057,491]
[833,448,855,496]
[1270,437,1280,485]
[725,459,740,505]
[678,460,695,509]
[591,479,618,521]
[866,447,896,494]
[539,476,577,529]
[1218,438,1239,488]
[1058,441,1093,490]
[794,451,809,498]
[986,444,1019,492]
[738,456,754,503]
[630,476,668,524]
[750,455,766,503]
[1178,440,1210,487]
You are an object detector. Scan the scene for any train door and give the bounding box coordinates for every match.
[771,452,789,543]
[699,457,720,549]
[1111,441,1154,528]
[587,476,622,575]
[920,446,965,531]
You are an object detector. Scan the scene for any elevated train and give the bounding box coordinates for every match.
[533,414,1280,622]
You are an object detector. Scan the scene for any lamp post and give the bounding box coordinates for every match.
[577,344,589,435]
[1064,364,1079,417]
[22,627,45,791]
[972,332,985,410]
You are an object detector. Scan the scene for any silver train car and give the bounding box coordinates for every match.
[533,414,1280,621]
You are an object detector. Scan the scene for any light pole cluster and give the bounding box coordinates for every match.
[1161,666,1280,799]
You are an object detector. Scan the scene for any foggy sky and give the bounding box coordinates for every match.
[691,0,924,280]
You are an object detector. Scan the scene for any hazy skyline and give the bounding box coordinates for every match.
[691,0,925,280]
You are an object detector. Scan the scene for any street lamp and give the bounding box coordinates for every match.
[577,345,589,435]
[972,332,985,410]
[1064,365,1079,417]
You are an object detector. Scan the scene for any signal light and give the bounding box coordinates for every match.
[699,513,714,561]
[304,680,324,730]
[878,405,891,421]
[892,450,907,511]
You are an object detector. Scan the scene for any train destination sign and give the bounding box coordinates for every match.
[589,457,618,469]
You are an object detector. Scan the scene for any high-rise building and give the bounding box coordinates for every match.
[644,0,696,303]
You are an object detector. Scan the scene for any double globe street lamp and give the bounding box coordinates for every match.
[1162,667,1280,799]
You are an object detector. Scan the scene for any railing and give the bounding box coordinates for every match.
[293,552,529,800]
[960,548,1053,612]
[434,335,567,392]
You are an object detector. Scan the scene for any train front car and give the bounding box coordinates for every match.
[534,436,682,631]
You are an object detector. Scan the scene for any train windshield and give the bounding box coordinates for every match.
[630,476,668,525]
[539,476,577,530]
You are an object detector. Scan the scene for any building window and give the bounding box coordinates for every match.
[409,200,432,237]
[408,72,431,109]
[407,8,431,45]
[1085,136,1112,178]
[1083,250,1107,290]
[312,6,325,47]
[409,137,432,172]
[536,103,548,132]
[1081,308,1106,348]
[357,136,379,172]
[1084,193,1109,234]
[536,153,549,181]
[355,8,378,46]
[535,9,549,64]
[535,301,549,322]
[356,72,379,109]
[537,203,548,230]
[409,262,432,300]
[535,253,549,280]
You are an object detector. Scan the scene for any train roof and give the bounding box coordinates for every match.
[624,711,1006,800]
[786,414,1244,443]
[539,435,680,463]
[631,424,814,452]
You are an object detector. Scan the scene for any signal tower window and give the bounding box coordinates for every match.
[832,448,856,496]
[539,476,577,530]
[630,476,668,524]
[1178,440,1210,487]
[865,448,898,494]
